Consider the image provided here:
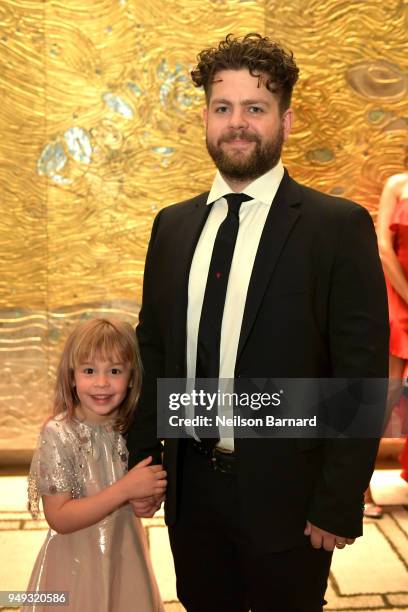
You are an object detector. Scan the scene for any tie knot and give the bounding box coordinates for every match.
[225,193,252,216]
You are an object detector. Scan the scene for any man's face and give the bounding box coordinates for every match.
[204,69,292,183]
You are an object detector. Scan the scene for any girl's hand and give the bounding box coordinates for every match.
[41,458,166,534]
[121,456,167,500]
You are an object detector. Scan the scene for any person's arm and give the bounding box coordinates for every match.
[376,174,408,302]
[127,210,165,469]
[306,205,389,540]
[42,457,166,534]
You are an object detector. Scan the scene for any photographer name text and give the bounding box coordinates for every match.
[167,415,317,427]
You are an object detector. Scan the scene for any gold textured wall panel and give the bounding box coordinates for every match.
[267,0,408,210]
[0,1,407,459]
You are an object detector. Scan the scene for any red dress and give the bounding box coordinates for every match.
[388,198,408,359]
[387,197,408,480]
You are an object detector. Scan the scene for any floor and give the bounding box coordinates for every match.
[0,469,407,611]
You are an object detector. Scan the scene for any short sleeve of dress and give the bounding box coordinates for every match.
[28,420,75,518]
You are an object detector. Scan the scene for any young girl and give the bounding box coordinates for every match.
[26,318,166,611]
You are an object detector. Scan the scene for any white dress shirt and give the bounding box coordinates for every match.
[186,161,284,450]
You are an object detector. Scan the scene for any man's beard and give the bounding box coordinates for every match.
[206,126,284,182]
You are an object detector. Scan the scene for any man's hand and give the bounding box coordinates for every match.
[130,493,165,518]
[304,521,355,551]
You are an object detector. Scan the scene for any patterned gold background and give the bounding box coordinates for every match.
[0,0,407,459]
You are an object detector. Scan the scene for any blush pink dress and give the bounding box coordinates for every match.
[25,414,164,612]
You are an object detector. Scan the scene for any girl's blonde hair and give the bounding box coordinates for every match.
[54,318,142,433]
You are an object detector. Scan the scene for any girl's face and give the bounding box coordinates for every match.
[73,357,132,424]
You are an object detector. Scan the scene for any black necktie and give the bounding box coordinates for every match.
[195,193,252,447]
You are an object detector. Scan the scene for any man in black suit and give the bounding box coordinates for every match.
[128,33,389,612]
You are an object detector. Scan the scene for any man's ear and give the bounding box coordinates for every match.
[203,106,208,126]
[282,108,294,141]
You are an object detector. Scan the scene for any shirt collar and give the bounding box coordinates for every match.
[206,160,284,206]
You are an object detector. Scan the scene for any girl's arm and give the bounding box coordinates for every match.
[42,457,166,534]
[377,174,408,302]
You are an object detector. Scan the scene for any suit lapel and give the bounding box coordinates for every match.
[171,193,211,373]
[237,172,302,361]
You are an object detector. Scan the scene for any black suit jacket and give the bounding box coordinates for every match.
[128,170,389,552]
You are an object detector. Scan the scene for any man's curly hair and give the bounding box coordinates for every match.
[191,33,299,112]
